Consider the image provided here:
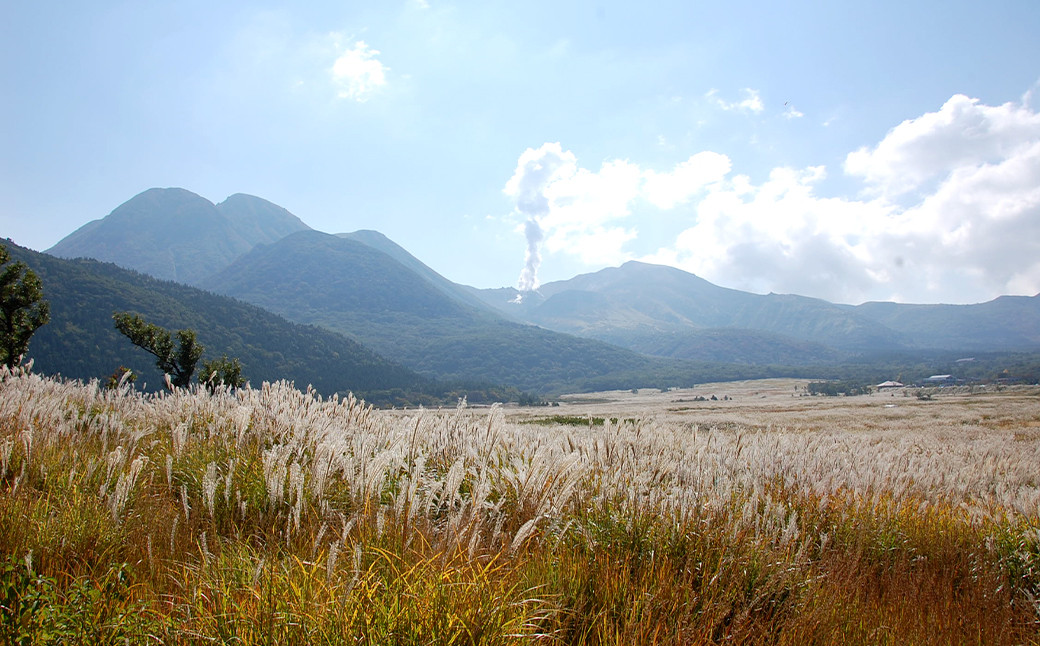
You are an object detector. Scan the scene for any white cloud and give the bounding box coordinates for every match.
[507,93,1040,303]
[708,88,765,113]
[547,225,638,266]
[645,167,896,302]
[504,145,727,287]
[331,39,388,101]
[504,143,578,219]
[844,94,1040,197]
[545,159,643,229]
[211,22,394,108]
[881,138,1040,297]
[655,94,1040,303]
[643,152,731,208]
[539,159,642,268]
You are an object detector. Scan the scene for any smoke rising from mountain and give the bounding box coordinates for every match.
[504,143,577,291]
[518,219,544,292]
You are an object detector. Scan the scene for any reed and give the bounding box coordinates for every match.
[1,366,1038,644]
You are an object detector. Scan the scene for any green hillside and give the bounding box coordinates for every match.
[338,230,497,313]
[598,327,844,364]
[203,231,726,393]
[4,241,444,405]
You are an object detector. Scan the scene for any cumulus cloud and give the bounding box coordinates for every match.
[331,40,388,101]
[708,88,765,113]
[506,92,1040,304]
[642,152,731,209]
[845,94,1040,197]
[658,94,1040,303]
[644,167,896,302]
[504,144,726,290]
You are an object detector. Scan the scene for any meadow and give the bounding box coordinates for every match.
[2,367,1039,644]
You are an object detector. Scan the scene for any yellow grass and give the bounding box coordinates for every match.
[2,368,1039,644]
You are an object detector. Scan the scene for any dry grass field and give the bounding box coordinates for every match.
[2,368,1039,644]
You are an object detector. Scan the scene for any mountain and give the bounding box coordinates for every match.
[337,230,496,313]
[47,188,310,285]
[471,262,901,361]
[602,328,844,365]
[3,240,441,404]
[852,296,1040,351]
[202,231,713,393]
[472,261,1040,359]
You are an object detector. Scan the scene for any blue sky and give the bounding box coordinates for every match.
[3,1,1040,304]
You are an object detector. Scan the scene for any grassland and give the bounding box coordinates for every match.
[2,368,1039,644]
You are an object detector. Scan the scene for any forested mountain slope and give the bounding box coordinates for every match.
[5,241,440,404]
[202,231,714,392]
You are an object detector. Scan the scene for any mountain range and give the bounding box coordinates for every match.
[20,187,1040,394]
[472,262,1040,360]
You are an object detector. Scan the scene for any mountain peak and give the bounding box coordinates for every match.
[108,187,214,220]
[217,193,306,223]
[47,187,309,285]
[215,193,310,242]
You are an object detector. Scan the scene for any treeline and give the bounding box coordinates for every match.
[868,351,1040,385]
[806,381,872,397]
[805,350,1040,396]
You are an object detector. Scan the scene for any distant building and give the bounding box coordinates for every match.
[924,374,955,384]
[876,380,904,389]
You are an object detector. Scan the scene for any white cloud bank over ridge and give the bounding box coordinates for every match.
[505,94,1040,304]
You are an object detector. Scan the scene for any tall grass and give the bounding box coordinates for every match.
[1,366,1038,644]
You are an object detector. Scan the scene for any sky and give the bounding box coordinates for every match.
[3,1,1040,305]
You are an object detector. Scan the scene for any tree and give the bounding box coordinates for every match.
[0,243,50,368]
[104,366,137,390]
[113,312,204,389]
[200,354,245,393]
